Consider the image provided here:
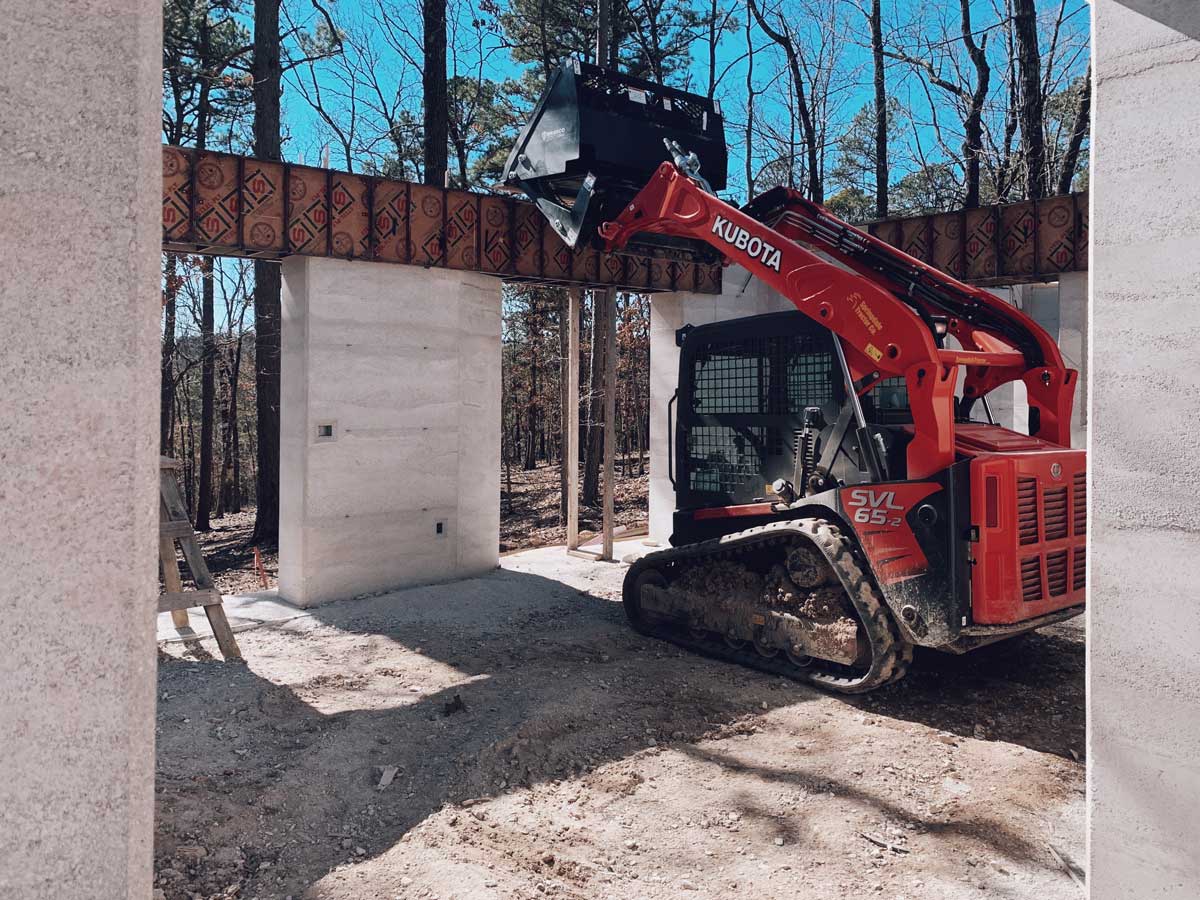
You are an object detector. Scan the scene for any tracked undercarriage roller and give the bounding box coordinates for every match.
[623,519,912,694]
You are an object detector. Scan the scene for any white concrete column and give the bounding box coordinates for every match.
[0,1,160,897]
[1091,2,1200,895]
[1057,271,1088,448]
[647,267,794,544]
[975,286,1029,433]
[648,291,685,545]
[279,258,502,606]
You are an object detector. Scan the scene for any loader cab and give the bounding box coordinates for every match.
[673,311,915,513]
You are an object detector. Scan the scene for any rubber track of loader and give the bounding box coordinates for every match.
[623,518,913,694]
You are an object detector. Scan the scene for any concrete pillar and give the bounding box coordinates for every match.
[975,285,1030,433]
[0,1,160,898]
[279,258,502,607]
[648,267,793,544]
[1091,2,1200,895]
[1057,271,1088,448]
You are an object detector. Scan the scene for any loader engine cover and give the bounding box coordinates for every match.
[502,58,727,250]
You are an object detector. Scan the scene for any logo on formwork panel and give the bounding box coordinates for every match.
[711,215,782,273]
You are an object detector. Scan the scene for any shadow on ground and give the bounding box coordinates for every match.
[154,564,1082,899]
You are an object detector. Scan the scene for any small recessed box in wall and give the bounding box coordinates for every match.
[315,420,337,442]
[435,521,446,537]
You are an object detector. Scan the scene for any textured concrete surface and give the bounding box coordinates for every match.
[0,1,161,897]
[1091,3,1200,896]
[279,258,502,606]
[157,590,308,643]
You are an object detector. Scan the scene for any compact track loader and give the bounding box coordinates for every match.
[504,60,1086,693]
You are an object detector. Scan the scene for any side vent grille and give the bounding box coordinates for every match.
[1044,486,1069,540]
[1021,556,1043,602]
[1073,546,1086,591]
[1073,471,1087,535]
[1017,478,1039,545]
[1046,549,1070,596]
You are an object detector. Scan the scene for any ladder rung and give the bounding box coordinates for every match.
[159,521,195,539]
[158,588,222,613]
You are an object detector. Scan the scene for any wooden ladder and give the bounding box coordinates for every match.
[159,456,241,660]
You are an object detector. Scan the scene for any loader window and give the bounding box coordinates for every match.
[690,333,835,416]
[682,327,837,504]
[865,376,911,423]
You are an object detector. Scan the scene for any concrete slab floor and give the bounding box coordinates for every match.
[157,540,652,644]
[154,541,1084,900]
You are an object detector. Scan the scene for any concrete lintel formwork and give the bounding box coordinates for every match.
[279,257,502,607]
[0,0,161,896]
[1091,2,1200,895]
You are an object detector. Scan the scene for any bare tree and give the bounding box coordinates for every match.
[1056,63,1089,194]
[748,0,823,201]
[884,0,990,207]
[250,0,283,545]
[1012,0,1046,198]
[423,0,449,185]
[868,0,888,217]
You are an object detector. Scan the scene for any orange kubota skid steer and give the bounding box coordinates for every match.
[504,60,1084,693]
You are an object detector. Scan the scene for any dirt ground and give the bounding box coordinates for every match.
[155,544,1084,900]
[500,462,649,553]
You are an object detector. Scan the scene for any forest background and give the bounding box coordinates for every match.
[159,0,1089,551]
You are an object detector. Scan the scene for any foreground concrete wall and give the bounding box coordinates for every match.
[0,1,161,897]
[1091,3,1200,895]
[648,267,793,543]
[279,258,502,606]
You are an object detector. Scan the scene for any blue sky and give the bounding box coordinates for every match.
[276,0,1090,203]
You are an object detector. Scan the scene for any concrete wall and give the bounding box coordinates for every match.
[0,1,161,897]
[279,258,502,606]
[1091,3,1200,895]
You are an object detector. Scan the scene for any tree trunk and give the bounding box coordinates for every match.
[454,139,469,188]
[251,0,282,545]
[216,360,231,520]
[161,254,179,456]
[524,349,538,470]
[748,1,822,202]
[1013,0,1047,199]
[959,0,990,208]
[422,0,448,187]
[229,334,243,512]
[582,290,607,507]
[217,332,244,516]
[1057,64,1090,195]
[707,0,718,97]
[558,291,570,522]
[744,2,754,198]
[195,257,216,531]
[869,0,888,219]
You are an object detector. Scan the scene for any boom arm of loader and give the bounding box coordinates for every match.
[598,162,1077,479]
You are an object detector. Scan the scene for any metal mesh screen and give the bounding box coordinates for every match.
[786,347,835,411]
[687,426,781,495]
[691,334,834,415]
[867,376,910,419]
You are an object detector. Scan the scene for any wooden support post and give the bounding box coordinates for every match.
[160,534,190,629]
[566,287,581,551]
[601,287,617,561]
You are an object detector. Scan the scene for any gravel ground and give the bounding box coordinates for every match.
[154,544,1085,900]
